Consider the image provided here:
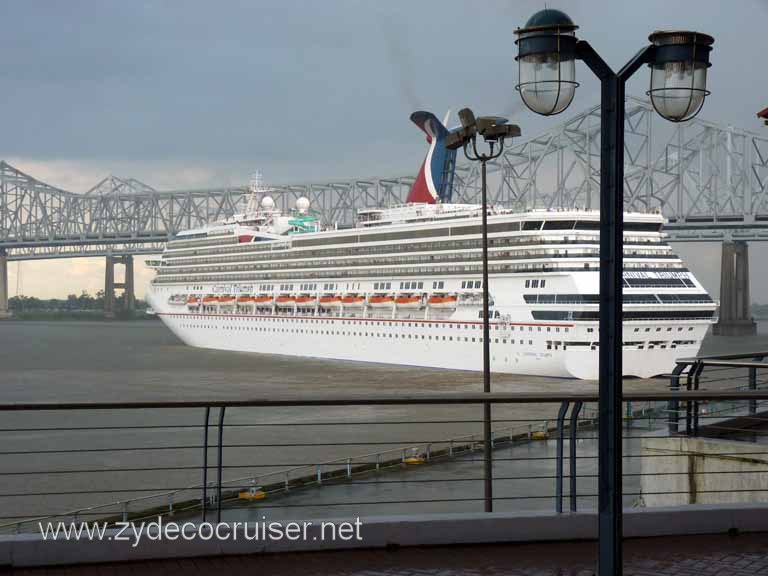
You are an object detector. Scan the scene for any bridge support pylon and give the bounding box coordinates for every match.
[713,241,757,336]
[0,250,11,319]
[104,255,136,319]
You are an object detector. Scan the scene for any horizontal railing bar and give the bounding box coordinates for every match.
[676,351,768,362]
[10,468,768,497]
[9,434,767,461]
[0,417,565,432]
[6,450,768,476]
[5,390,768,411]
[8,413,766,436]
[12,484,768,521]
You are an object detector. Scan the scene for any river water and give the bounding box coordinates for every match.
[0,319,766,526]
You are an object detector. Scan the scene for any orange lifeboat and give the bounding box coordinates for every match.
[237,295,256,304]
[341,294,365,307]
[218,295,236,304]
[202,296,219,305]
[295,296,317,307]
[254,295,274,305]
[427,294,458,309]
[187,296,201,310]
[276,295,296,308]
[368,295,395,309]
[395,295,422,309]
[319,295,342,308]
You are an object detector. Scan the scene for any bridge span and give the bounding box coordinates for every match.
[2,97,766,328]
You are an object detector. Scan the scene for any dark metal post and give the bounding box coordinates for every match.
[749,366,757,416]
[481,158,493,513]
[216,406,226,523]
[597,73,625,574]
[669,363,686,435]
[457,121,509,514]
[693,364,702,436]
[570,401,583,512]
[575,41,654,576]
[201,407,210,521]
[555,401,570,513]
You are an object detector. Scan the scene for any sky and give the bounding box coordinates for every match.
[2,0,767,300]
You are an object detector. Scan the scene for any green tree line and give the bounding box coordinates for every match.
[9,291,147,312]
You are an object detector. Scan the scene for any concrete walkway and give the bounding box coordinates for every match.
[9,533,768,575]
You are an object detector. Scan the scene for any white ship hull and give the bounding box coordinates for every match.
[149,306,710,380]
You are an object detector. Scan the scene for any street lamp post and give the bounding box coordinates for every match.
[514,9,713,575]
[447,111,520,512]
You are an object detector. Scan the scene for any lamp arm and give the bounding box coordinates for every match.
[463,142,478,162]
[471,135,481,161]
[617,44,656,82]
[576,40,614,81]
[490,138,505,161]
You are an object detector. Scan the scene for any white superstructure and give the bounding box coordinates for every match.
[146,200,717,380]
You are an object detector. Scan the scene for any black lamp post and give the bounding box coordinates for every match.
[447,111,520,512]
[515,9,713,575]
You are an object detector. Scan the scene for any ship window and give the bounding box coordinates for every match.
[475,281,481,289]
[541,280,546,288]
[418,282,423,289]
[438,281,444,289]
[525,280,530,288]
[543,220,576,230]
[575,220,601,230]
[386,282,391,289]
[523,220,543,231]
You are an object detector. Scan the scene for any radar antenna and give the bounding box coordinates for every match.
[246,170,270,215]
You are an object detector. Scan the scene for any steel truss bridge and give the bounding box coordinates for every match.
[3,96,768,263]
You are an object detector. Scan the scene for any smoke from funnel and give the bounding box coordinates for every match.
[378,14,423,111]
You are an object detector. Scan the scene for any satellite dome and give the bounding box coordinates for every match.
[261,196,275,210]
[295,197,310,214]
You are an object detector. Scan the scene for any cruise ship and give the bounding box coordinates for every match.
[146,112,717,379]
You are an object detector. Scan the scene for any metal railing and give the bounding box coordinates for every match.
[0,351,766,536]
[667,351,768,436]
[0,382,767,535]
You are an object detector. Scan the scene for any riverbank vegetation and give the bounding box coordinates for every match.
[8,291,152,320]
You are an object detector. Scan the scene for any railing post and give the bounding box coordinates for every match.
[346,458,352,479]
[216,406,226,524]
[669,363,685,436]
[693,362,704,436]
[284,471,290,492]
[122,502,128,522]
[201,407,210,522]
[570,401,583,513]
[685,363,696,436]
[316,464,322,484]
[555,400,570,514]
[749,366,758,416]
